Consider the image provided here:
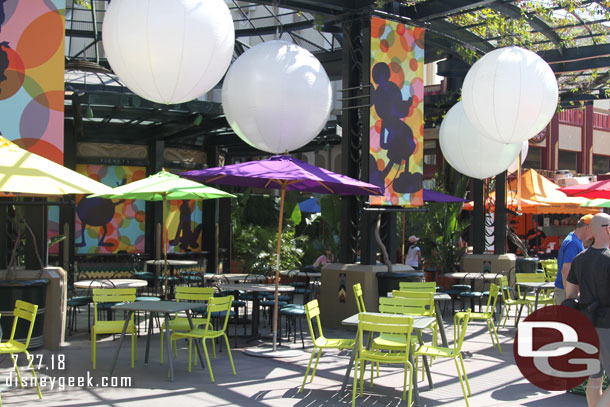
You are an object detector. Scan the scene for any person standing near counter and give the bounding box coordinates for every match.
[554,214,593,305]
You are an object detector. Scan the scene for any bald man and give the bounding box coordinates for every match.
[566,213,610,407]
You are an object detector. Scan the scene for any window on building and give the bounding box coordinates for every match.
[523,146,543,169]
[558,150,578,171]
[593,154,610,174]
[423,140,437,166]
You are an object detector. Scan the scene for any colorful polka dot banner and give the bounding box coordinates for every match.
[75,165,147,254]
[369,17,424,206]
[0,0,65,164]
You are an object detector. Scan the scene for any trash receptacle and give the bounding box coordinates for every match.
[377,271,424,298]
[516,257,539,273]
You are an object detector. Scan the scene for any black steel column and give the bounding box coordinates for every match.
[147,139,164,256]
[24,200,47,269]
[472,178,485,254]
[202,146,219,273]
[59,122,77,275]
[494,171,507,255]
[340,16,372,264]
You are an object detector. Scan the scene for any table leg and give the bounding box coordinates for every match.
[109,311,133,376]
[340,330,365,396]
[163,313,175,381]
[434,302,448,347]
[186,311,206,369]
[251,292,261,339]
[144,312,154,365]
[534,289,541,310]
[417,330,433,389]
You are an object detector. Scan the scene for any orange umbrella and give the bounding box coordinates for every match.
[506,169,598,214]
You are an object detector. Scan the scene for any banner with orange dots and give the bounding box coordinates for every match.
[369,17,424,206]
[0,0,65,164]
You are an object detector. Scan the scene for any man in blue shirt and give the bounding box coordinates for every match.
[554,214,593,304]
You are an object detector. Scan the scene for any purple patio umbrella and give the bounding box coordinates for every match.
[181,155,381,353]
[422,188,468,203]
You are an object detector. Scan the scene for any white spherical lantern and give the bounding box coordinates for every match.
[507,141,529,173]
[461,46,558,144]
[440,102,522,179]
[222,40,332,154]
[102,0,234,104]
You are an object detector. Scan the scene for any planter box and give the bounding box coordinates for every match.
[0,267,67,350]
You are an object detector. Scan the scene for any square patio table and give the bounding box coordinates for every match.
[110,301,207,381]
[515,281,555,323]
[340,313,436,406]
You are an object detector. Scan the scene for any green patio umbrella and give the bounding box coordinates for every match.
[91,170,235,297]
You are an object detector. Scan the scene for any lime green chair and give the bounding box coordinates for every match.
[91,288,137,370]
[300,299,355,392]
[499,276,530,328]
[464,284,502,354]
[415,311,472,407]
[398,281,436,292]
[170,295,236,382]
[0,300,42,403]
[392,290,438,345]
[353,313,414,407]
[353,283,366,313]
[160,286,214,363]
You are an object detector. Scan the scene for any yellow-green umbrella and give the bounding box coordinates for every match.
[91,170,235,297]
[0,136,113,195]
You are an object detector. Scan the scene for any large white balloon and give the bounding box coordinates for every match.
[102,0,234,104]
[461,46,558,144]
[440,102,522,179]
[507,141,529,173]
[222,40,332,154]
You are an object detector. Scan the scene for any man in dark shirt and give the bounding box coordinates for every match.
[566,213,610,407]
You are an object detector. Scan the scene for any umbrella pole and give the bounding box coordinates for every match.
[401,212,406,263]
[162,196,169,300]
[273,184,286,352]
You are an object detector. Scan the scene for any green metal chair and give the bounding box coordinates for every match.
[463,284,502,354]
[91,288,137,370]
[353,283,366,313]
[414,311,472,407]
[160,286,214,363]
[300,299,355,392]
[0,300,42,403]
[170,295,236,382]
[499,276,530,328]
[353,313,415,407]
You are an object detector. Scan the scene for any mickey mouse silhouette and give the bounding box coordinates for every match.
[169,200,202,252]
[370,62,421,193]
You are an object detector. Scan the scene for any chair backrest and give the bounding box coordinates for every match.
[379,296,431,316]
[304,299,324,341]
[542,263,558,282]
[454,310,471,350]
[7,300,38,348]
[175,286,215,302]
[484,284,500,314]
[357,313,414,354]
[391,290,435,315]
[203,295,234,333]
[353,283,366,313]
[499,276,515,301]
[92,288,136,323]
[398,281,436,292]
[515,272,548,297]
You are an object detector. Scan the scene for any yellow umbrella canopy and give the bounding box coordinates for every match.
[0,136,112,195]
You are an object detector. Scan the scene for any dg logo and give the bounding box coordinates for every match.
[514,305,600,391]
